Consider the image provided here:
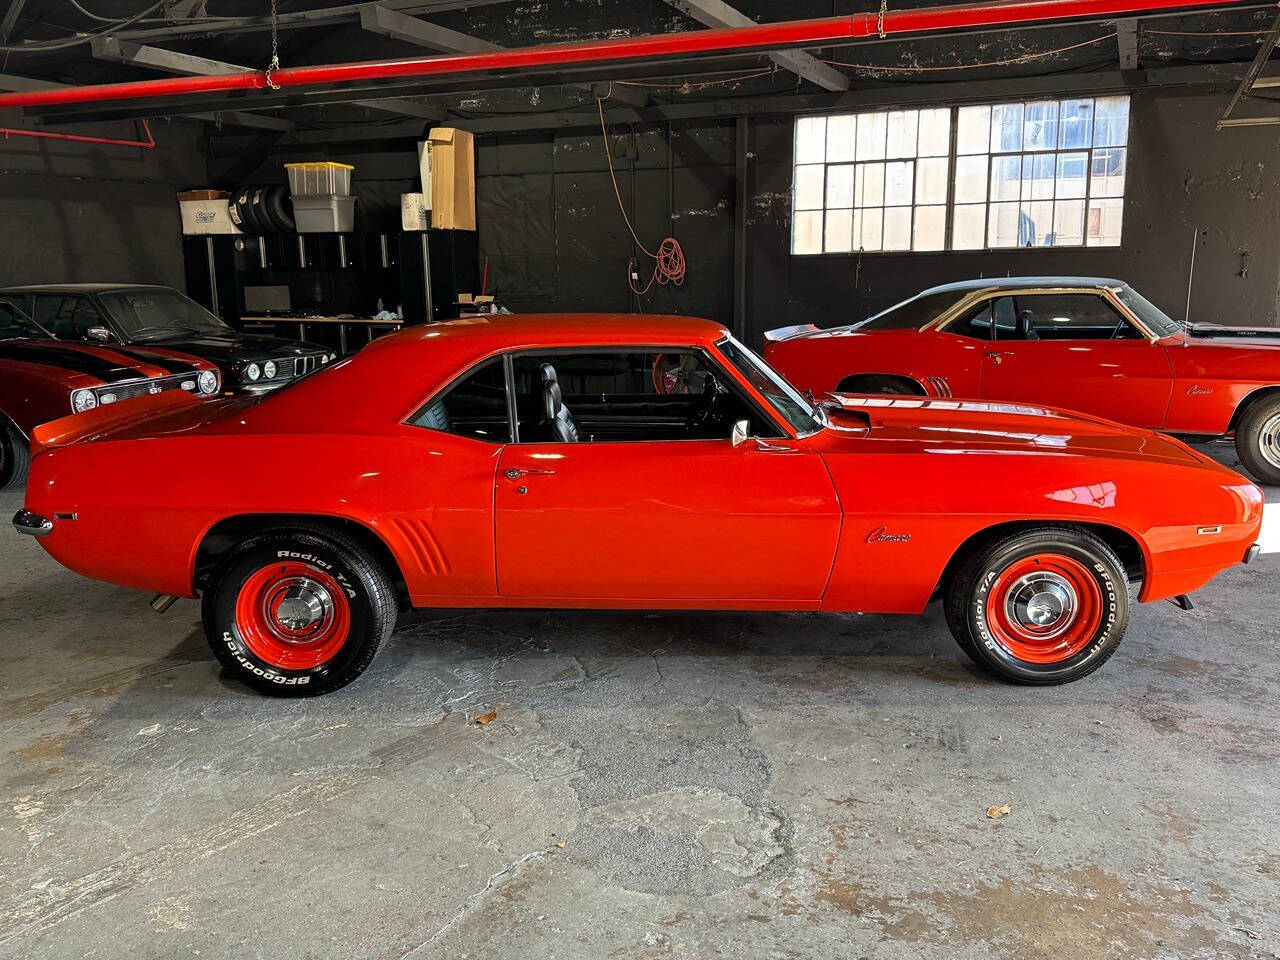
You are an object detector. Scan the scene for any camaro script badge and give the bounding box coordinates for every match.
[1187,385,1214,396]
[867,525,911,544]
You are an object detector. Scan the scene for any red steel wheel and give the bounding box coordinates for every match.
[233,561,352,671]
[984,553,1102,665]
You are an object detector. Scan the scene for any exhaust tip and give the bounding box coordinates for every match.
[149,593,179,614]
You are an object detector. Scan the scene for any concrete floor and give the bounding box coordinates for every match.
[1,449,1278,960]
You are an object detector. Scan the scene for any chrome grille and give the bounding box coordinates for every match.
[293,355,320,377]
[96,373,200,403]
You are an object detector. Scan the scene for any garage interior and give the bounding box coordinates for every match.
[2,1,1280,957]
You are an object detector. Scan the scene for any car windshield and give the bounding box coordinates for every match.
[99,288,232,341]
[853,289,963,331]
[1114,285,1182,338]
[0,299,52,340]
[716,335,823,435]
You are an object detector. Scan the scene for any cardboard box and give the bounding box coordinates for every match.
[400,192,430,231]
[178,198,244,235]
[420,127,476,231]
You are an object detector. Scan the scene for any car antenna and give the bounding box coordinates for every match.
[1183,227,1200,344]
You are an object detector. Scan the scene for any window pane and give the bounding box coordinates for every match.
[1023,100,1059,151]
[954,155,987,203]
[856,111,887,160]
[795,116,827,163]
[990,102,1024,152]
[411,358,510,442]
[826,164,854,208]
[1094,96,1130,147]
[825,208,853,253]
[953,204,987,249]
[1021,153,1055,201]
[853,207,883,250]
[1016,294,1127,340]
[913,205,946,251]
[794,164,825,209]
[883,207,912,250]
[988,202,1021,247]
[957,105,991,154]
[1059,99,1094,148]
[827,114,855,162]
[1021,199,1054,246]
[886,109,918,159]
[915,157,948,205]
[793,210,823,254]
[855,162,885,207]
[1053,199,1085,245]
[1056,152,1088,199]
[885,160,914,205]
[1091,147,1126,197]
[990,155,1021,201]
[1087,197,1123,246]
[918,108,951,157]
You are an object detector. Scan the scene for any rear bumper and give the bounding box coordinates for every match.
[1244,542,1261,564]
[12,509,52,538]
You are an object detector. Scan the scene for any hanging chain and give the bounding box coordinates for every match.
[877,0,887,39]
[265,0,281,88]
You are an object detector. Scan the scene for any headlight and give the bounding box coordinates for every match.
[71,389,98,413]
[244,363,261,383]
[323,353,334,364]
[198,370,219,394]
[263,360,277,379]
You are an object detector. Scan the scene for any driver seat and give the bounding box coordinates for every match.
[540,363,580,442]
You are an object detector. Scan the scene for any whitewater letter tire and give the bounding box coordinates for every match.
[0,420,30,490]
[944,526,1129,685]
[202,528,397,696]
[1234,394,1280,486]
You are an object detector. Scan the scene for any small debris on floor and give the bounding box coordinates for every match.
[986,803,1013,820]
[474,709,498,725]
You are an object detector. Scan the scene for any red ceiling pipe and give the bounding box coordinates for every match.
[0,0,1246,110]
[0,119,154,148]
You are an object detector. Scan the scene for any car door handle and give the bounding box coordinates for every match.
[504,468,556,479]
[985,351,1014,365]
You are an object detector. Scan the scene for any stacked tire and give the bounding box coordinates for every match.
[229,184,295,234]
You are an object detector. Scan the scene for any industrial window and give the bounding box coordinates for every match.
[792,95,1130,254]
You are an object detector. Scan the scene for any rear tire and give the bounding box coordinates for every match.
[944,526,1130,684]
[202,528,397,696]
[0,420,30,491]
[1234,394,1280,486]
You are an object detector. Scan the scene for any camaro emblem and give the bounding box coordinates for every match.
[1187,384,1213,396]
[867,525,911,544]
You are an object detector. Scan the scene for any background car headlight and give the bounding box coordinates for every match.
[244,363,261,383]
[197,370,219,394]
[71,389,98,413]
[263,360,277,379]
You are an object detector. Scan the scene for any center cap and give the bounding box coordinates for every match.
[269,578,334,637]
[1006,572,1077,636]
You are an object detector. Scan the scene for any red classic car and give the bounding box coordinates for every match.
[0,299,220,489]
[763,277,1280,485]
[13,314,1262,696]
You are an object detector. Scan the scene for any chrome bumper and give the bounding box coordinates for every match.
[12,509,52,538]
[1244,543,1261,564]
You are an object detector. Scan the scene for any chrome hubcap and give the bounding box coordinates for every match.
[1004,572,1077,639]
[1258,413,1280,470]
[265,577,334,642]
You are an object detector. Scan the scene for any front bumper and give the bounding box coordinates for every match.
[13,509,52,538]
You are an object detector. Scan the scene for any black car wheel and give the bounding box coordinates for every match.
[944,526,1130,685]
[264,185,295,233]
[1235,394,1280,486]
[0,420,30,491]
[202,527,397,696]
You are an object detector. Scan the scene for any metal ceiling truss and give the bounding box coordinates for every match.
[1216,11,1280,127]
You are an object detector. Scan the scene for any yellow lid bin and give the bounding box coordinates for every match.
[284,161,354,197]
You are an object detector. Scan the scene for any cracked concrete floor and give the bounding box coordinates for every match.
[1,461,1278,960]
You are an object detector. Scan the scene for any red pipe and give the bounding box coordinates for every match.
[0,0,1245,110]
[0,119,155,148]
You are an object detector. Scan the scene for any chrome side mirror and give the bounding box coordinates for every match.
[86,326,112,342]
[731,419,749,447]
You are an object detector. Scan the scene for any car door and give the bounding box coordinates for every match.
[978,291,1174,427]
[493,347,841,604]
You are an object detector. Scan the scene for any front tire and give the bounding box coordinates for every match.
[202,528,397,696]
[0,421,30,491]
[1235,395,1280,486]
[944,527,1130,684]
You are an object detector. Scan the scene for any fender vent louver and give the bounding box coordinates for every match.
[391,519,451,576]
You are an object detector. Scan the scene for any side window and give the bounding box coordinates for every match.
[409,358,510,443]
[946,301,995,340]
[998,294,1138,342]
[32,296,100,339]
[510,350,774,443]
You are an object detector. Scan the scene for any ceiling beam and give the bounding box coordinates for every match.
[661,0,850,91]
[360,4,647,106]
[1117,18,1139,69]
[0,0,27,42]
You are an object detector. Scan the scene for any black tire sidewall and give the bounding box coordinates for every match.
[964,534,1128,683]
[205,536,377,695]
[0,421,29,490]
[1236,397,1280,486]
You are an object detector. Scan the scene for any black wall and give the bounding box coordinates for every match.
[0,118,206,289]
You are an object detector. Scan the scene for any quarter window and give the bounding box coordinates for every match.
[410,358,511,443]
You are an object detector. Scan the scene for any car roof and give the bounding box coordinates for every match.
[0,283,170,294]
[380,312,729,347]
[916,276,1127,296]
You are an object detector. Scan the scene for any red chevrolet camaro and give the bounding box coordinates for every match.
[13,314,1263,695]
[764,277,1280,485]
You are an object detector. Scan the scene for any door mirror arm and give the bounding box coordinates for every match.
[731,419,790,452]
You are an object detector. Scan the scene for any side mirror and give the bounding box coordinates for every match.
[85,326,112,342]
[731,419,750,447]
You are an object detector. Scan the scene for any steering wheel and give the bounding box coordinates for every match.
[653,353,713,395]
